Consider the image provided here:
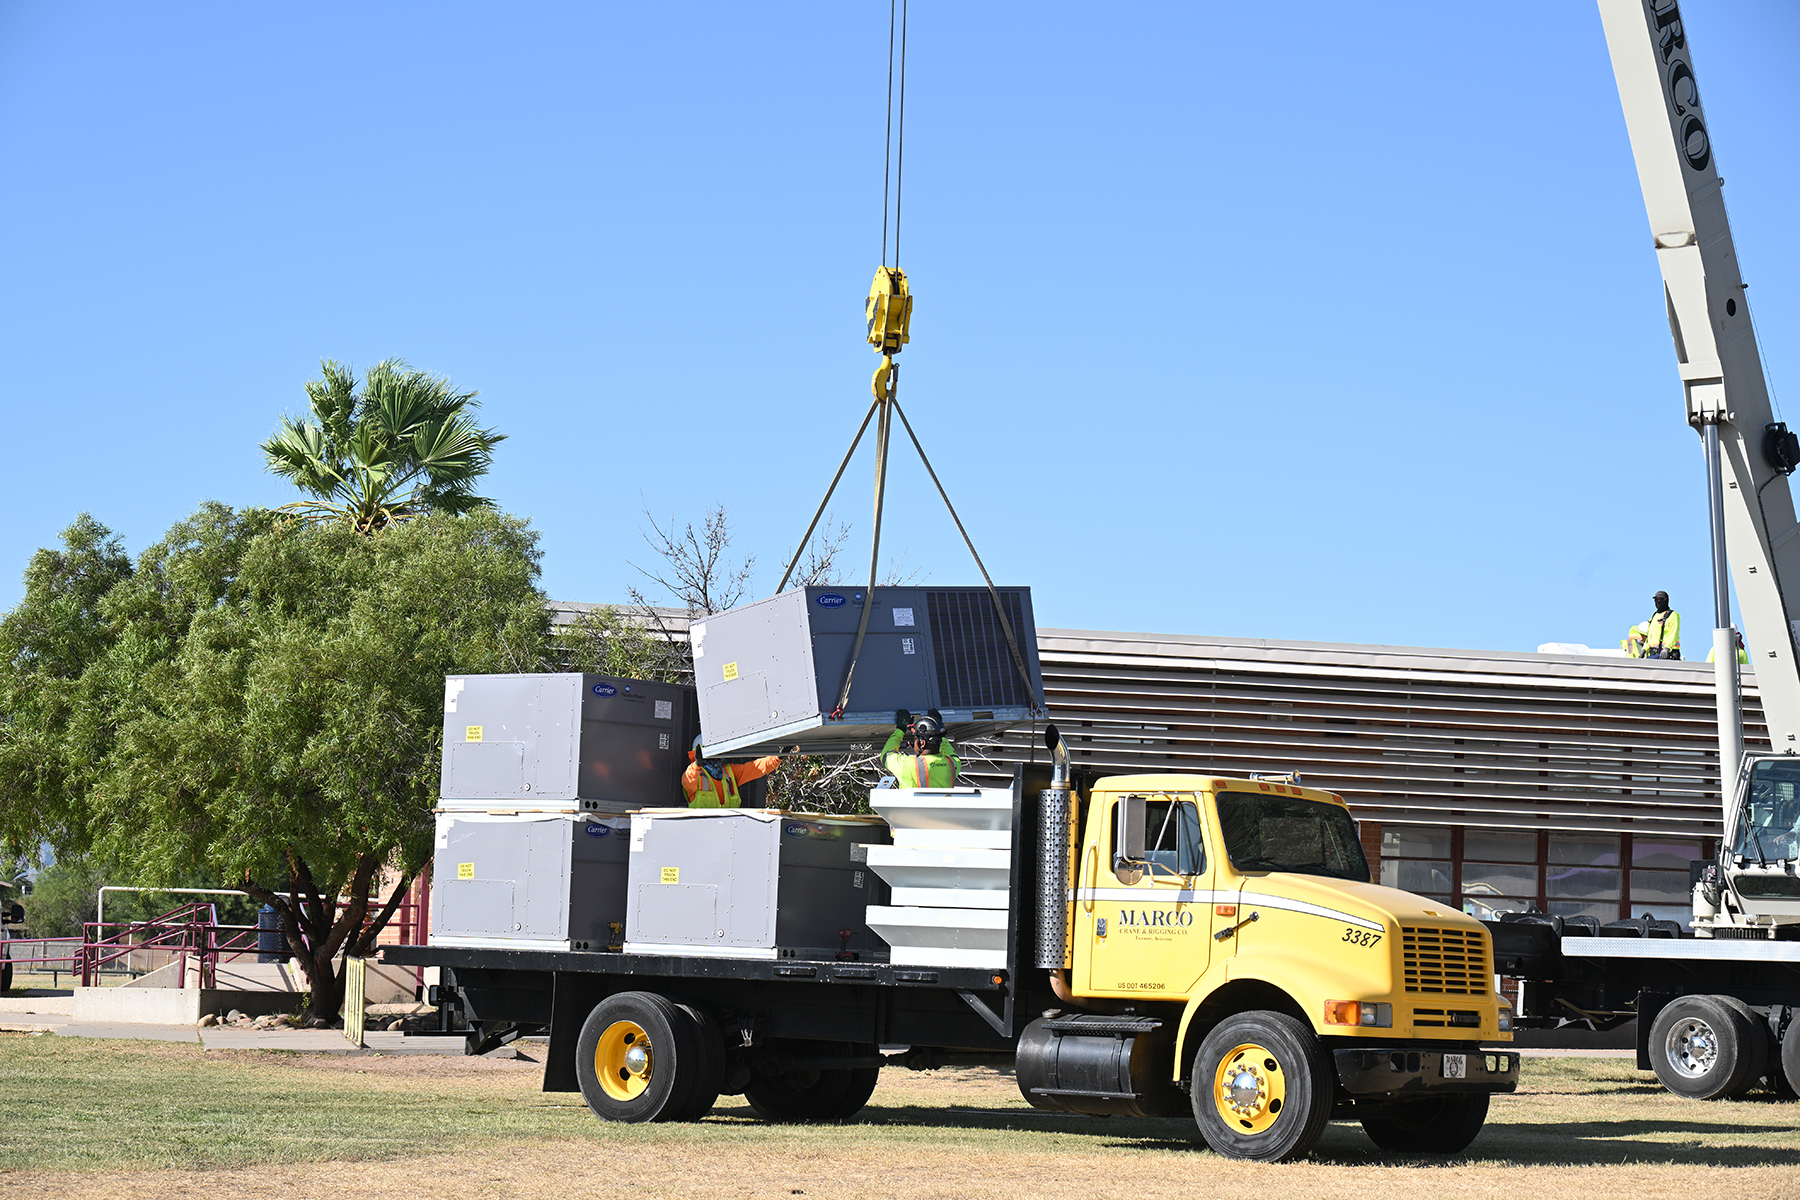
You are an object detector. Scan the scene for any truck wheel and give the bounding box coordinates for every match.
[745,1051,855,1123]
[825,1045,882,1119]
[1781,1024,1800,1099]
[1713,996,1771,1097]
[1649,995,1760,1100]
[1359,1093,1489,1154]
[575,992,702,1123]
[666,1003,725,1121]
[1189,1011,1333,1162]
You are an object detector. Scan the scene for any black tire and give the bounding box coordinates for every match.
[824,1044,882,1119]
[1714,995,1771,1098]
[745,1043,857,1123]
[1782,1023,1800,1100]
[1189,1010,1333,1162]
[667,1003,725,1122]
[575,991,702,1123]
[1359,1093,1490,1154]
[1648,995,1760,1100]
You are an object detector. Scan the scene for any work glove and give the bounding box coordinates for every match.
[895,709,913,729]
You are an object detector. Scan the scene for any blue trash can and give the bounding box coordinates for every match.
[257,905,284,963]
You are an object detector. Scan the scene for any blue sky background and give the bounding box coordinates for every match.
[2,1,1796,653]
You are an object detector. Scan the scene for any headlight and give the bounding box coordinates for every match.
[1324,1000,1392,1028]
[1495,996,1514,1032]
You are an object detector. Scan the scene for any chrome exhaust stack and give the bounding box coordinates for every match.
[1034,724,1077,970]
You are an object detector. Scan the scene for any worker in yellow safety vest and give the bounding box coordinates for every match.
[1707,630,1751,664]
[882,710,962,788]
[683,736,782,807]
[1622,591,1681,659]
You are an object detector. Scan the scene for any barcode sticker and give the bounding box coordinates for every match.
[654,700,673,720]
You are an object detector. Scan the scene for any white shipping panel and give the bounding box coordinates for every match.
[888,886,1011,910]
[866,845,1012,892]
[891,828,1012,850]
[866,904,1009,971]
[870,789,1014,831]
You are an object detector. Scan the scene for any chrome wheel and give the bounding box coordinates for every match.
[1664,1016,1720,1078]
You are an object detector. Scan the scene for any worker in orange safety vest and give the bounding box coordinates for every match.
[881,710,962,788]
[683,736,782,807]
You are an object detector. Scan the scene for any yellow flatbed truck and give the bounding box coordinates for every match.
[386,727,1516,1162]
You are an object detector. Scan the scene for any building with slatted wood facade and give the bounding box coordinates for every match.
[552,602,1745,928]
[959,629,1756,930]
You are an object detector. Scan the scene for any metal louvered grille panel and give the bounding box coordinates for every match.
[1401,926,1489,994]
[927,590,1031,708]
[960,629,1756,839]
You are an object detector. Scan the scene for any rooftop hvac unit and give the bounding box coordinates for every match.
[439,673,699,811]
[690,586,1044,757]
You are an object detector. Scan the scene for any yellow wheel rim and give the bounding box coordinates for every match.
[1213,1042,1287,1134]
[596,1020,653,1101]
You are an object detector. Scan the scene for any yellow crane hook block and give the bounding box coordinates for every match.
[865,266,912,355]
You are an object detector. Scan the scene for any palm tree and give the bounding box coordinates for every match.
[261,359,506,534]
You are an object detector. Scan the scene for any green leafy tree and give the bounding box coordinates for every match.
[0,506,548,1019]
[260,359,505,534]
[86,508,548,1019]
[0,515,134,859]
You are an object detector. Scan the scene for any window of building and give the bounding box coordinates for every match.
[1459,829,1536,920]
[1379,826,1451,904]
[1629,837,1705,927]
[1546,833,1621,922]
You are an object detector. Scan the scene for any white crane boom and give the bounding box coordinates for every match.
[1598,0,1800,763]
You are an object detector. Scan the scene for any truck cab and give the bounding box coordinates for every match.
[1018,766,1517,1160]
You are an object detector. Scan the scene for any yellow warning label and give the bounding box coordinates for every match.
[661,866,680,884]
[465,725,483,742]
[722,662,739,682]
[457,862,475,880]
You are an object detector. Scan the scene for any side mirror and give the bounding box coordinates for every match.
[1113,796,1146,884]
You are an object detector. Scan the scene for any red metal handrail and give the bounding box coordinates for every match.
[76,895,419,988]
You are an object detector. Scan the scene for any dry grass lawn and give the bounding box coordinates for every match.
[2,1033,1798,1199]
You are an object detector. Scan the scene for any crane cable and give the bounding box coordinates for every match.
[774,0,1039,720]
[834,0,906,716]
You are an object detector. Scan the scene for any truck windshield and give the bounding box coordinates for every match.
[1214,792,1369,882]
[1736,759,1800,863]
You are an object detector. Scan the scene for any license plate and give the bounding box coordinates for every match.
[1442,1053,1466,1079]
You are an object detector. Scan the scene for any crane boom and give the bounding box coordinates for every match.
[1598,0,1800,758]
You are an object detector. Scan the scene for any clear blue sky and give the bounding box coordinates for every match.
[2,1,1797,653]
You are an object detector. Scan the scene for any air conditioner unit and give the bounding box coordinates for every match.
[690,586,1044,757]
[439,673,699,811]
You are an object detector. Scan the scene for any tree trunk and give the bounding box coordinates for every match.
[241,850,414,1024]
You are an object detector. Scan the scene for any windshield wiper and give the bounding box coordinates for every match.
[1749,825,1770,868]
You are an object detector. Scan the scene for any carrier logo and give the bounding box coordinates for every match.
[817,593,848,608]
[584,824,611,838]
[591,683,618,697]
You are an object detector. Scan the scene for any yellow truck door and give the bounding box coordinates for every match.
[1076,792,1217,998]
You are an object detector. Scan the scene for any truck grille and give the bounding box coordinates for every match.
[1401,926,1488,995]
[926,590,1032,707]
